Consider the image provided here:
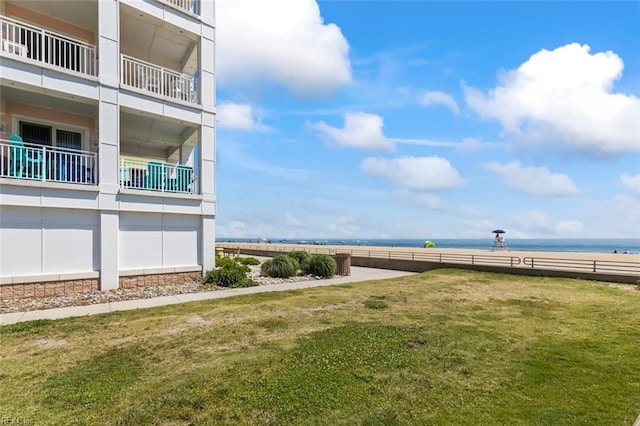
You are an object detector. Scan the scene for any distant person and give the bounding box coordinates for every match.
[613,249,618,254]
[623,249,629,254]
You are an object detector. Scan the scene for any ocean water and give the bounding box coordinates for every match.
[219,238,640,254]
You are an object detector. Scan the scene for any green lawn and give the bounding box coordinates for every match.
[1,270,639,425]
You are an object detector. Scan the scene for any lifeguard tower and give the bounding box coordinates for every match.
[491,230,508,251]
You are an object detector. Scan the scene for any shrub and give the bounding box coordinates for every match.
[216,256,249,272]
[238,257,260,266]
[287,251,312,270]
[261,255,298,278]
[304,254,337,278]
[204,259,256,288]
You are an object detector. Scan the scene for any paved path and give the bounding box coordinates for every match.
[0,267,415,325]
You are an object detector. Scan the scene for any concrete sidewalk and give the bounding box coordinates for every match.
[0,267,415,325]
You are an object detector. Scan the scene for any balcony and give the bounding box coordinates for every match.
[0,138,97,185]
[121,55,198,105]
[163,0,200,15]
[0,15,97,77]
[120,158,197,195]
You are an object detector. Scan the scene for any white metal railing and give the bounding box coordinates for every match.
[120,157,197,194]
[120,55,198,104]
[164,0,199,14]
[0,15,97,77]
[0,139,97,185]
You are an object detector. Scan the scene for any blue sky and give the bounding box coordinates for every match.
[214,0,640,240]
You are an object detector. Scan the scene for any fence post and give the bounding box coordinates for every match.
[41,146,47,182]
[593,261,596,272]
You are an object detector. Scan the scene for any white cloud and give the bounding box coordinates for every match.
[326,215,365,238]
[361,156,465,191]
[394,189,443,209]
[389,138,457,148]
[218,141,311,181]
[418,90,460,114]
[507,210,584,238]
[454,137,500,152]
[216,0,352,96]
[313,112,394,151]
[585,194,640,238]
[217,102,270,131]
[620,173,640,194]
[484,161,579,196]
[284,212,305,227]
[388,136,499,151]
[464,43,640,154]
[216,220,247,237]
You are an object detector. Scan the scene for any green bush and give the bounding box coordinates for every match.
[287,251,312,269]
[261,255,298,278]
[238,257,260,266]
[216,256,249,273]
[304,254,337,278]
[204,259,256,288]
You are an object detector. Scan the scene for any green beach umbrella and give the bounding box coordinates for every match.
[424,240,436,248]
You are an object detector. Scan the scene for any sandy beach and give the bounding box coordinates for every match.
[218,242,640,279]
[221,242,637,262]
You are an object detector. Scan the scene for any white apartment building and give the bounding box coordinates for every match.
[0,0,216,299]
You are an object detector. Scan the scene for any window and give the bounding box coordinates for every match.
[20,122,52,146]
[19,121,83,150]
[56,129,82,150]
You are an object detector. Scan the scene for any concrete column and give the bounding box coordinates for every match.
[97,0,120,289]
[199,0,216,31]
[98,0,119,88]
[200,118,215,197]
[200,19,216,112]
[100,211,119,290]
[202,215,215,273]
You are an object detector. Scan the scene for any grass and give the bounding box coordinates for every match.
[1,269,639,425]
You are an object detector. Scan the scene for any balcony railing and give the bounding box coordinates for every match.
[164,0,199,15]
[0,15,97,77]
[120,157,197,195]
[120,55,198,104]
[0,139,97,185]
